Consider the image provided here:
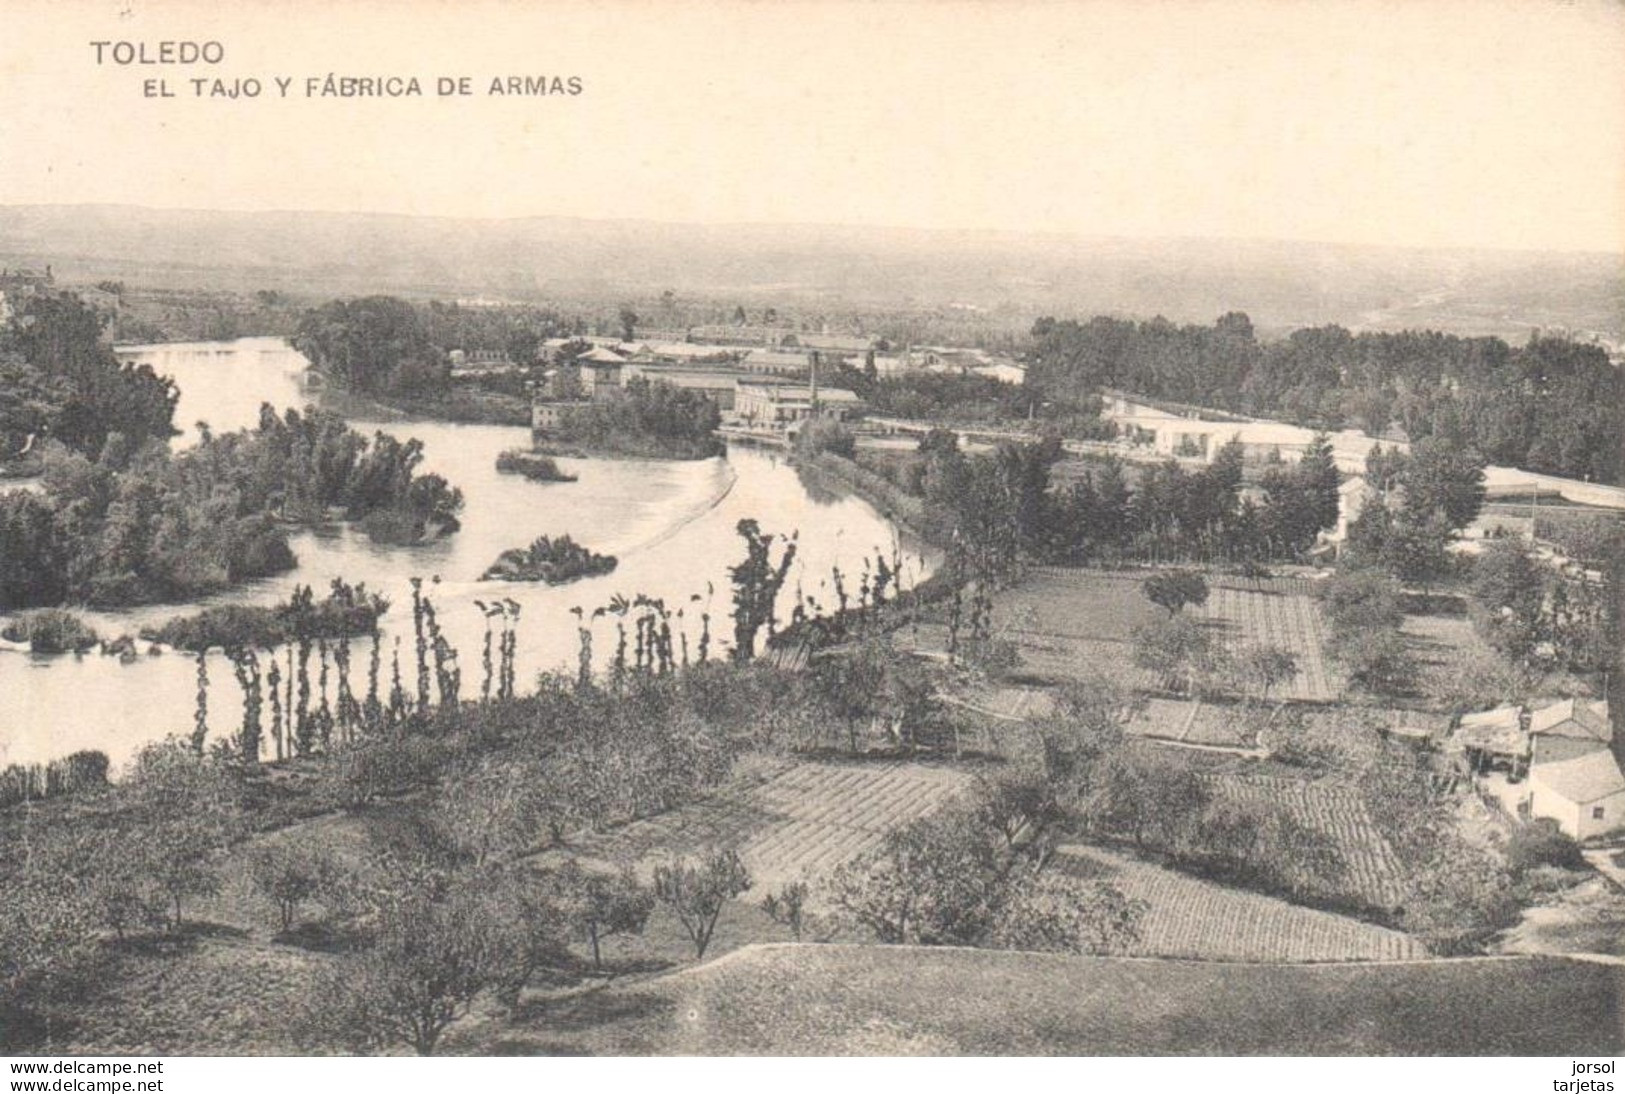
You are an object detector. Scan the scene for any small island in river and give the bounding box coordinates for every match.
[495,450,578,483]
[481,534,618,584]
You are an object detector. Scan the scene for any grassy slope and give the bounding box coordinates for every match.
[487,943,1625,1056]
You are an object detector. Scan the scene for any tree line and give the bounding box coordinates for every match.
[540,379,724,460]
[1030,313,1621,484]
[855,429,1343,571]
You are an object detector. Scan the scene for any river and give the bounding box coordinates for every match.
[0,338,927,771]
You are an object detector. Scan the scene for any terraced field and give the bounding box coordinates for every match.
[560,760,972,890]
[1196,581,1343,701]
[1058,844,1423,962]
[1204,773,1408,909]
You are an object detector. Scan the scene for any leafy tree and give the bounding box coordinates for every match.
[1404,436,1487,533]
[987,869,1144,954]
[1319,568,1404,633]
[546,379,723,459]
[4,292,179,455]
[247,842,338,934]
[1469,539,1547,664]
[1141,570,1209,616]
[1029,674,1130,811]
[320,883,521,1055]
[728,520,796,662]
[809,642,889,752]
[1231,644,1298,702]
[1131,615,1218,695]
[1330,619,1415,694]
[291,296,438,396]
[651,848,752,959]
[123,739,245,927]
[0,844,98,1031]
[829,803,1142,953]
[1087,750,1212,852]
[431,756,550,868]
[547,859,654,969]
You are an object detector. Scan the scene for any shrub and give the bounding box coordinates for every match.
[1,610,99,654]
[0,750,110,809]
[1505,819,1586,877]
[360,507,426,545]
[494,450,577,482]
[794,418,857,459]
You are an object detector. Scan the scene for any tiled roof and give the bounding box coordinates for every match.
[1530,698,1611,743]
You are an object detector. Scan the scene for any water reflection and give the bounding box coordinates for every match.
[0,338,926,770]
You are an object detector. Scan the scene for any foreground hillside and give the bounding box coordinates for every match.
[484,944,1625,1056]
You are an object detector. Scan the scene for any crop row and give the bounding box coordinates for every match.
[1203,774,1408,909]
[567,760,972,891]
[1059,844,1423,962]
[1198,586,1342,702]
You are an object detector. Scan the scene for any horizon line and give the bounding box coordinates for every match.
[2,200,1621,262]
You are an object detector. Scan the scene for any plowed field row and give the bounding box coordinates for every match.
[1203,774,1407,909]
[1059,844,1423,962]
[562,760,972,890]
[1196,586,1342,702]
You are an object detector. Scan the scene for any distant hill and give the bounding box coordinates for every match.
[1,203,1619,338]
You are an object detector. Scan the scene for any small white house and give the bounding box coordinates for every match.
[1527,750,1625,840]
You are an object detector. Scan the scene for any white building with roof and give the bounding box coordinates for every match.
[734,383,864,426]
[1527,751,1625,840]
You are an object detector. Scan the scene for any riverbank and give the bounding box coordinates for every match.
[317,384,532,427]
[530,434,725,461]
[791,450,946,549]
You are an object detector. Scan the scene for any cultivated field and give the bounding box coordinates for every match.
[1204,773,1408,910]
[904,567,1342,703]
[1058,844,1422,962]
[1196,579,1342,701]
[482,944,1625,1056]
[1402,610,1496,680]
[557,760,973,891]
[1124,697,1268,751]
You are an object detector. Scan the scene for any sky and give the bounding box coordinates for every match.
[1,0,1621,253]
